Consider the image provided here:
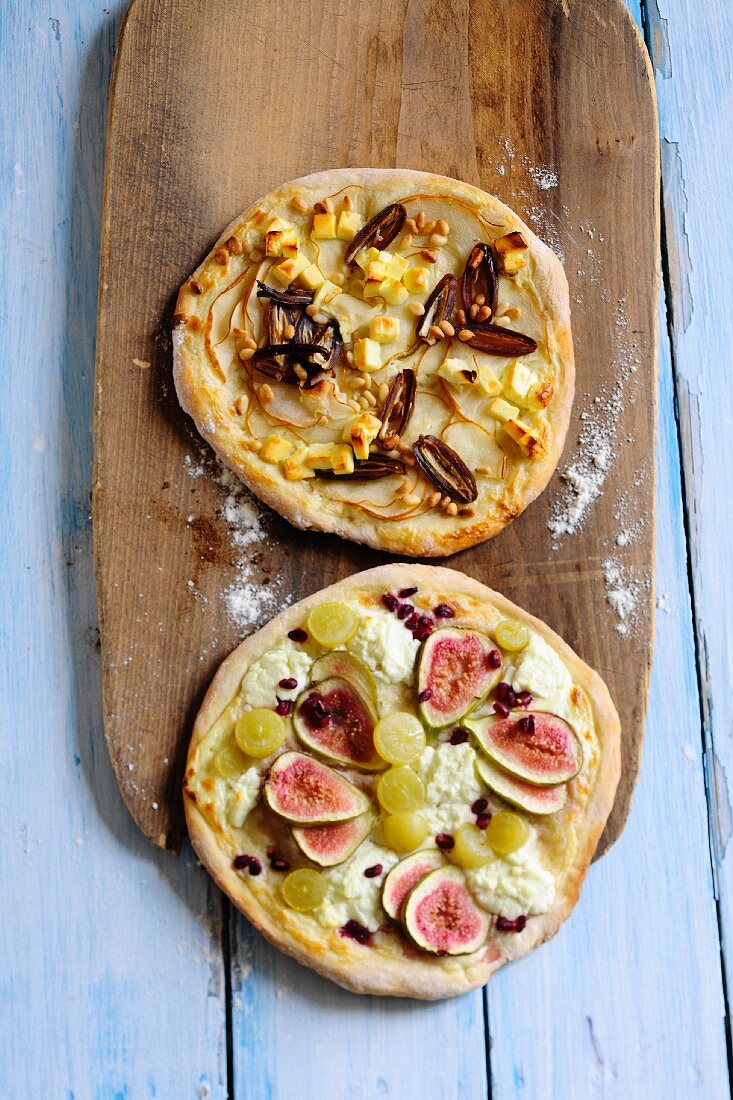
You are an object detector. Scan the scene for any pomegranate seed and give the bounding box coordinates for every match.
[493,701,510,718]
[471,797,488,815]
[496,915,527,933]
[433,603,455,618]
[435,833,454,850]
[418,688,433,702]
[476,813,492,829]
[270,858,290,872]
[449,729,469,744]
[405,612,420,630]
[517,715,536,734]
[364,864,383,878]
[496,682,516,706]
[516,691,533,708]
[233,854,251,871]
[278,677,298,689]
[397,603,414,620]
[398,586,418,598]
[275,698,293,716]
[413,618,435,641]
[487,649,502,669]
[382,593,399,612]
[340,920,371,944]
[288,628,307,643]
[248,857,262,876]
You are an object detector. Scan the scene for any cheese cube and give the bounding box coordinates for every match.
[503,362,537,406]
[380,277,409,306]
[476,363,503,398]
[260,435,295,463]
[353,337,382,372]
[438,357,478,386]
[502,418,545,457]
[366,260,389,282]
[266,215,290,233]
[283,451,316,480]
[524,380,554,411]
[342,412,381,460]
[495,231,529,275]
[297,263,325,291]
[266,228,299,258]
[272,253,309,286]
[402,266,430,294]
[354,247,380,272]
[489,397,520,423]
[313,279,342,308]
[369,316,400,344]
[304,443,355,475]
[311,212,338,240]
[379,252,408,280]
[337,211,363,240]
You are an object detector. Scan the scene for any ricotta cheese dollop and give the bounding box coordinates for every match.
[415,742,485,835]
[511,633,573,718]
[227,767,262,829]
[346,605,419,685]
[465,844,556,920]
[316,840,399,932]
[239,641,313,709]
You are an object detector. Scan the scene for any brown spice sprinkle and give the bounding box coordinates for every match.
[214,248,229,265]
[189,279,203,295]
[458,329,474,342]
[291,194,308,212]
[226,236,243,256]
[259,383,275,403]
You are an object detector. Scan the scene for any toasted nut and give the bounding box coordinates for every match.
[421,249,437,263]
[363,390,377,406]
[347,399,361,411]
[475,465,492,476]
[240,333,257,349]
[428,324,444,341]
[190,279,203,295]
[440,495,452,508]
[477,305,492,323]
[429,233,447,247]
[238,347,255,362]
[342,193,353,211]
[475,294,486,307]
[416,210,426,231]
[439,320,455,337]
[469,303,479,320]
[306,303,319,317]
[494,316,512,327]
[423,219,436,235]
[399,233,413,251]
[497,300,510,316]
[378,382,390,402]
[233,395,249,415]
[250,249,264,262]
[331,271,346,286]
[403,493,421,506]
[383,432,400,449]
[435,219,449,236]
[407,301,425,317]
[358,394,370,409]
[294,364,308,380]
[259,384,275,403]
[214,248,229,265]
[314,312,328,324]
[227,236,243,256]
[283,323,296,340]
[456,308,466,327]
[352,377,367,389]
[362,372,372,390]
[291,194,308,212]
[345,349,354,365]
[446,502,458,516]
[458,329,475,341]
[428,491,442,507]
[404,217,418,235]
[505,306,523,319]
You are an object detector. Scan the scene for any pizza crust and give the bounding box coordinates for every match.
[173,169,574,556]
[185,565,620,999]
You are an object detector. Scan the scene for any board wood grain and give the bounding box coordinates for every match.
[94,0,658,853]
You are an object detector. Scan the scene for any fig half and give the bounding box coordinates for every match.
[466,712,582,786]
[474,754,567,816]
[417,627,501,729]
[292,810,375,867]
[381,849,444,921]
[264,751,370,824]
[310,651,378,706]
[403,866,490,955]
[293,677,382,770]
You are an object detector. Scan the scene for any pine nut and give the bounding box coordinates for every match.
[331,271,345,286]
[456,309,466,326]
[233,395,248,415]
[439,320,455,337]
[435,219,449,236]
[404,217,418,235]
[291,194,308,212]
[214,248,229,265]
[407,301,425,317]
[458,329,475,342]
[259,384,274,403]
[428,491,442,507]
[477,305,491,323]
[284,323,296,340]
[469,303,479,320]
[378,382,390,402]
[475,294,486,307]
[238,347,255,361]
[421,249,437,263]
[446,502,458,516]
[416,210,426,231]
[423,219,436,235]
[429,233,447,247]
[428,325,444,341]
[505,306,522,319]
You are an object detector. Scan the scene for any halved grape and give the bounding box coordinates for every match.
[376,766,426,813]
[382,812,429,853]
[373,712,427,765]
[451,823,494,868]
[494,619,530,652]
[281,868,327,911]
[307,602,360,648]
[486,811,529,855]
[214,742,248,779]
[235,709,286,758]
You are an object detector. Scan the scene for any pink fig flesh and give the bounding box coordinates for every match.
[381,850,444,921]
[403,866,490,955]
[264,751,369,824]
[468,712,581,786]
[418,628,499,728]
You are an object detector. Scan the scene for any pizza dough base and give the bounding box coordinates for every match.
[185,565,620,999]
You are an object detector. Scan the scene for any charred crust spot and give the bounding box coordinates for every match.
[189,279,203,295]
[187,316,203,333]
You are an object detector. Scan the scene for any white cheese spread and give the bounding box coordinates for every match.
[511,633,573,718]
[227,767,262,828]
[346,605,419,685]
[316,840,399,931]
[415,742,485,835]
[465,843,555,919]
[239,641,313,709]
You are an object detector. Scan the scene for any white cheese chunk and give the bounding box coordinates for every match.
[511,633,573,717]
[345,605,419,685]
[317,840,399,931]
[415,742,484,834]
[227,767,262,828]
[239,641,313,709]
[465,844,555,920]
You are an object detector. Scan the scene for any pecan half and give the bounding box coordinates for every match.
[315,455,407,480]
[465,326,537,357]
[344,203,407,264]
[460,242,498,317]
[377,368,417,444]
[417,274,457,340]
[255,279,314,306]
[412,435,478,503]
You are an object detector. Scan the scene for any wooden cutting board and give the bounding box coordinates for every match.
[94,0,658,853]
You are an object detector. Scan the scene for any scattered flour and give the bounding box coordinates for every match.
[527,164,558,191]
[601,558,640,635]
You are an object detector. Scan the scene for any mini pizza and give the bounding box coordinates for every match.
[173,169,574,556]
[184,565,619,999]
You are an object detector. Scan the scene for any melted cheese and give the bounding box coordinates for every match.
[345,605,419,685]
[239,641,313,709]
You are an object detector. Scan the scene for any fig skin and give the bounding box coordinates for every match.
[474,753,567,815]
[292,811,375,867]
[402,866,490,955]
[293,677,383,770]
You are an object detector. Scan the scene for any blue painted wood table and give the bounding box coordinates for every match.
[1,1,731,1096]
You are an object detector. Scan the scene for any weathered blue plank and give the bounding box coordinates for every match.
[646,0,733,1057]
[0,4,227,1096]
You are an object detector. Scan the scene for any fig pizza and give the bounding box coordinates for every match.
[173,169,574,555]
[184,566,620,998]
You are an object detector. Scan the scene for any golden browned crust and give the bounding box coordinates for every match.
[185,565,619,999]
[173,169,574,556]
